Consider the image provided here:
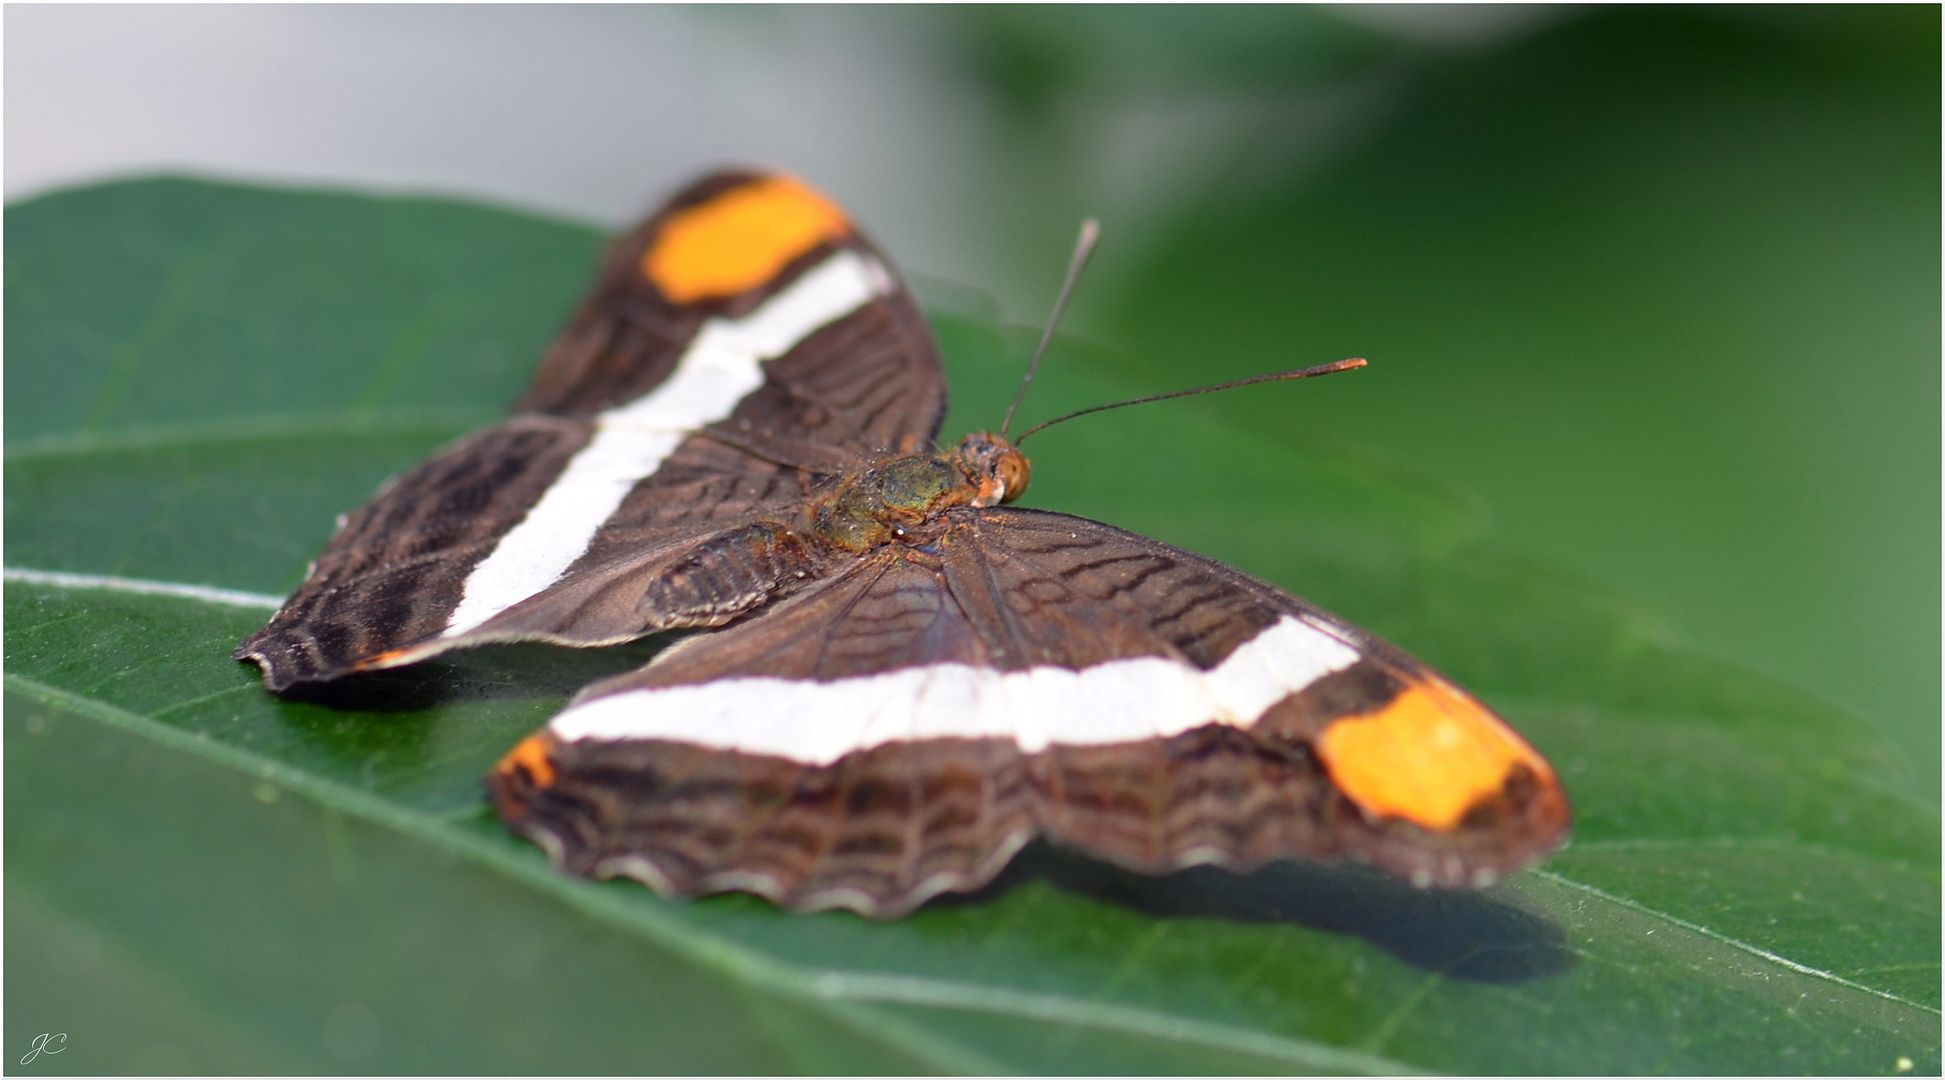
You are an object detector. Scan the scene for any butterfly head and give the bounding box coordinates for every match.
[953,432,1031,507]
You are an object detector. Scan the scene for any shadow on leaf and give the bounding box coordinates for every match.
[945,840,1575,984]
[262,640,676,772]
[266,639,673,713]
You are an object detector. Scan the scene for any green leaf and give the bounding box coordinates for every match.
[6,178,1937,1074]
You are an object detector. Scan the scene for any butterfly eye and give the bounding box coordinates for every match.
[996,450,1030,502]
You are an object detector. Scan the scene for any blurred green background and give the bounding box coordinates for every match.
[950,5,1940,803]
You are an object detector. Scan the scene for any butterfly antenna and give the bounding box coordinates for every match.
[1000,217,1101,439]
[1014,358,1367,445]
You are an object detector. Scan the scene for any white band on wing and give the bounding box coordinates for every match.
[443,251,887,637]
[547,614,1362,763]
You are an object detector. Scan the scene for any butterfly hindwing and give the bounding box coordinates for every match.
[489,509,1570,916]
[238,171,946,689]
[490,553,1040,915]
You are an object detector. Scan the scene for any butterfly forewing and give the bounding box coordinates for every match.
[238,171,946,689]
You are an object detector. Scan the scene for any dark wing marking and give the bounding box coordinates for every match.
[936,506,1298,670]
[489,517,1570,916]
[238,171,947,690]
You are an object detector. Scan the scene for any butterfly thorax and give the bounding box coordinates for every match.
[805,433,1028,552]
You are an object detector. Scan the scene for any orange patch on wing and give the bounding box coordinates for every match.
[495,732,558,789]
[1315,678,1552,831]
[643,175,850,302]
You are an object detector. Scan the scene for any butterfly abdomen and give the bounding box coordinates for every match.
[639,522,814,624]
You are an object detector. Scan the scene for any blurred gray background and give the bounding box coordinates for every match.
[4,5,1556,316]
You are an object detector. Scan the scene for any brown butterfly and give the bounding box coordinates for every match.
[237,170,1570,917]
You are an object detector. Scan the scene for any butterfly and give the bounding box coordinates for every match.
[237,170,1570,918]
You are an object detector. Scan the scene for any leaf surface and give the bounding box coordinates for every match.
[6,179,1937,1074]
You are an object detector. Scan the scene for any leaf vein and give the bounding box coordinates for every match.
[3,567,283,609]
[1531,869,1941,1016]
